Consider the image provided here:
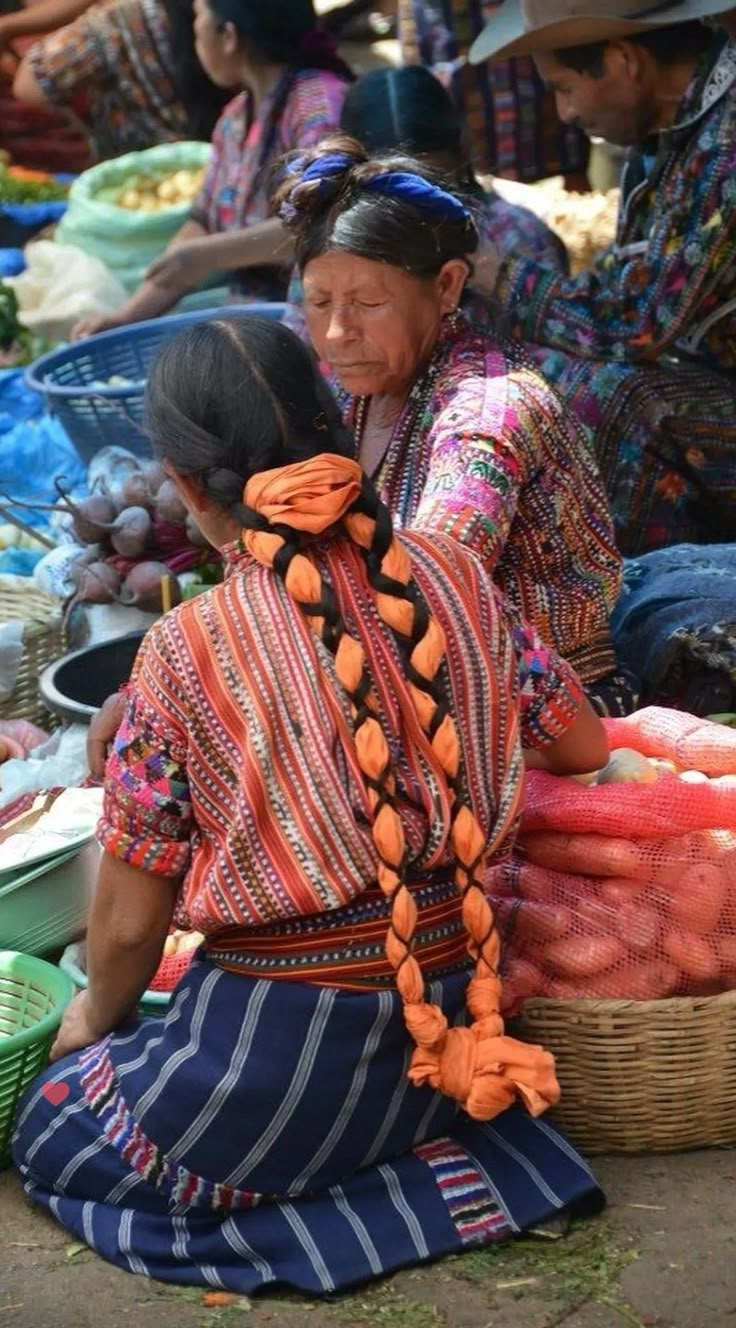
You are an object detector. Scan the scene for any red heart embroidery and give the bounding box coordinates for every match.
[41,1081,70,1106]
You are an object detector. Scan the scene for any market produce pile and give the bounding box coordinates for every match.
[114,166,205,212]
[0,160,70,205]
[493,710,736,1012]
[2,445,221,615]
[0,281,32,366]
[545,187,620,275]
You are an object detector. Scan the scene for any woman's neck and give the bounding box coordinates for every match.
[365,391,407,427]
[240,58,290,111]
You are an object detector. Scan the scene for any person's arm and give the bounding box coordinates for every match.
[511,613,609,775]
[12,2,112,106]
[493,151,736,363]
[83,854,181,1033]
[52,623,193,1060]
[72,219,207,339]
[0,0,89,52]
[143,217,294,298]
[410,374,528,578]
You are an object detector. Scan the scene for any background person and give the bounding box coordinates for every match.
[73,0,352,337]
[277,138,631,714]
[12,0,230,160]
[468,0,736,556]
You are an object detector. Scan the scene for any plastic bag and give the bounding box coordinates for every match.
[5,240,126,343]
[0,724,89,808]
[491,708,736,1012]
[55,142,211,293]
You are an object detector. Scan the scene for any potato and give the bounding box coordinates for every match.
[662,929,719,982]
[177,930,205,953]
[119,188,140,209]
[157,177,178,202]
[669,863,726,934]
[545,935,625,979]
[596,748,658,785]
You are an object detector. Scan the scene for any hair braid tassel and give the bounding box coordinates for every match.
[243,456,559,1121]
[344,505,560,1120]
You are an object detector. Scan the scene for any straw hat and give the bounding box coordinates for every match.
[469,0,736,63]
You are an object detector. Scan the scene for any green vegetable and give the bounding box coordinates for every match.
[0,281,20,351]
[0,167,70,205]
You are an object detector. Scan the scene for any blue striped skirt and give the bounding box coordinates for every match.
[12,955,604,1293]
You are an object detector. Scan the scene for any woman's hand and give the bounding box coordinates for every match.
[87,691,127,779]
[146,238,214,296]
[72,311,125,342]
[49,990,109,1062]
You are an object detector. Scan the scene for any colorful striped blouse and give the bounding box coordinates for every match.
[98,530,582,931]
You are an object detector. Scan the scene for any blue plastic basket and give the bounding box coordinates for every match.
[25,303,286,463]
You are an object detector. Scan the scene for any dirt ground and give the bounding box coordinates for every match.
[1,1148,734,1328]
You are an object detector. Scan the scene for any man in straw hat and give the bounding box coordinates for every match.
[465,2,736,558]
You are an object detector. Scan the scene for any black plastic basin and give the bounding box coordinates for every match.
[40,631,146,724]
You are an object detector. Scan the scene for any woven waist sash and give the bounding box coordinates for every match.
[205,878,471,991]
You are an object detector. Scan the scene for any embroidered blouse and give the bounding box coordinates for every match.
[189,70,349,302]
[496,34,736,374]
[346,314,622,685]
[27,0,189,161]
[98,531,582,931]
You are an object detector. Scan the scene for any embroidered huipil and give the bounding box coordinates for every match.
[27,0,189,161]
[346,315,621,686]
[189,70,349,304]
[495,33,736,555]
[98,530,581,931]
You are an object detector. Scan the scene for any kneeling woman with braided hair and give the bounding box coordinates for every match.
[13,317,605,1293]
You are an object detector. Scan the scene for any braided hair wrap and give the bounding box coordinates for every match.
[242,454,559,1121]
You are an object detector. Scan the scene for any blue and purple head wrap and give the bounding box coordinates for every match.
[279,151,472,227]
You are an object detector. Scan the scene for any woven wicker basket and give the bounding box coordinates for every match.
[514,990,736,1154]
[0,582,65,730]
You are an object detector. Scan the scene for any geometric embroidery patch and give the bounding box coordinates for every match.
[414,1136,512,1245]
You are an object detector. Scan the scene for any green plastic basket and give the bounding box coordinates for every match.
[0,842,98,956]
[0,951,74,1168]
[60,942,170,1018]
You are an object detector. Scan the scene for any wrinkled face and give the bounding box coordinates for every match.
[193,0,241,88]
[534,46,655,148]
[303,251,466,398]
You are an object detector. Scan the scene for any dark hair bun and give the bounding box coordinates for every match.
[274,133,368,227]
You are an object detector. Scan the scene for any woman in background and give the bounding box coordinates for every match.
[12,0,230,159]
[74,0,351,336]
[277,138,627,712]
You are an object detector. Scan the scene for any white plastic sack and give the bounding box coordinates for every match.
[0,724,90,808]
[5,241,126,344]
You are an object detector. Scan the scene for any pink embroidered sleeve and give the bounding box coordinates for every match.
[97,622,192,878]
[411,378,528,576]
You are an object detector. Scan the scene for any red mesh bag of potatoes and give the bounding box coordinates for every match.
[490,709,736,1014]
[148,931,203,992]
